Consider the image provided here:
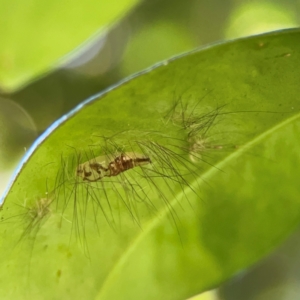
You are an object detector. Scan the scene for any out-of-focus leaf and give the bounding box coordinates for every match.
[0,0,140,91]
[121,19,196,76]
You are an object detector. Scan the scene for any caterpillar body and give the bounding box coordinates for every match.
[76,152,152,182]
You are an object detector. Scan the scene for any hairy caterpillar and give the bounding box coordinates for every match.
[2,97,252,254]
[46,99,243,249]
[76,152,152,181]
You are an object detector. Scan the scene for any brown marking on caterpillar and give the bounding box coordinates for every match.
[76,152,151,182]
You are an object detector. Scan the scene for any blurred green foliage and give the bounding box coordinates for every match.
[0,0,140,91]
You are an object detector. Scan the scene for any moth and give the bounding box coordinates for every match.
[76,152,151,182]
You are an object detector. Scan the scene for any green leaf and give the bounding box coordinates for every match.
[0,0,140,92]
[1,28,300,299]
